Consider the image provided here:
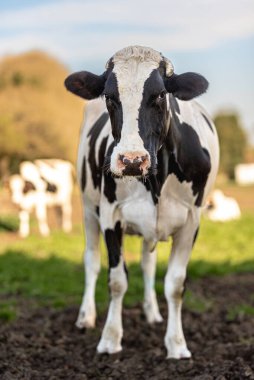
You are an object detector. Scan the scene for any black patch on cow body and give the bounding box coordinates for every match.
[201,113,214,134]
[166,98,211,206]
[23,181,36,194]
[95,206,100,216]
[104,72,123,143]
[40,177,57,193]
[138,70,168,173]
[169,94,180,114]
[105,221,122,268]
[88,112,109,189]
[81,157,86,192]
[167,151,186,184]
[103,142,117,203]
[104,172,117,204]
[139,175,160,205]
[45,182,57,193]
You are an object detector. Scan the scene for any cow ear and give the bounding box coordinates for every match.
[164,72,209,100]
[64,71,106,100]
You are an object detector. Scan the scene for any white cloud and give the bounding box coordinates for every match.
[0,0,254,64]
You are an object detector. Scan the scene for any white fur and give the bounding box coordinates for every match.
[76,207,101,329]
[206,189,241,221]
[142,240,163,323]
[235,163,254,185]
[76,46,219,358]
[97,257,128,354]
[110,47,162,175]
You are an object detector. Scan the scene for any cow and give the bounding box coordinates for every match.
[205,189,241,221]
[235,163,254,185]
[9,159,73,237]
[65,46,219,358]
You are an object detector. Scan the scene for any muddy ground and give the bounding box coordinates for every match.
[0,274,254,380]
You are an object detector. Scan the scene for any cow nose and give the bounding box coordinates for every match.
[120,155,147,165]
[118,153,150,176]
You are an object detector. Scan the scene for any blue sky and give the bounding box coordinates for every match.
[1,0,254,140]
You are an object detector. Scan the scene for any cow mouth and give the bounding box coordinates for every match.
[122,165,144,176]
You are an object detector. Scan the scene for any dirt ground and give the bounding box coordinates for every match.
[0,273,253,380]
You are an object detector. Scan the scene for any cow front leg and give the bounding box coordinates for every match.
[141,240,163,323]
[62,200,72,233]
[164,211,199,359]
[76,208,100,329]
[97,221,127,354]
[19,210,30,238]
[36,202,50,237]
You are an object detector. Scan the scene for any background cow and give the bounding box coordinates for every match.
[65,46,219,358]
[205,189,241,221]
[9,159,73,237]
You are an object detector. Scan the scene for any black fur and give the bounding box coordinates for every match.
[45,181,57,193]
[168,100,211,206]
[41,177,57,193]
[88,112,109,189]
[64,71,106,100]
[165,73,208,100]
[104,72,123,143]
[138,70,168,174]
[23,181,36,194]
[105,221,122,268]
[103,142,117,203]
[81,157,86,192]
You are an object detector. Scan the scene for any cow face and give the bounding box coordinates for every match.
[65,46,208,177]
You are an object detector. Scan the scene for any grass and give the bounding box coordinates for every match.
[226,304,254,321]
[0,215,19,232]
[0,213,254,320]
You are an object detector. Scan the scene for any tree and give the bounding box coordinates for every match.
[0,51,84,179]
[214,112,247,180]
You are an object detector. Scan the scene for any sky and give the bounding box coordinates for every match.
[1,0,254,140]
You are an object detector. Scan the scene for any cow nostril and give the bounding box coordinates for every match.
[119,154,124,163]
[123,157,131,165]
[141,155,148,162]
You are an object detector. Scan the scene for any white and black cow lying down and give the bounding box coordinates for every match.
[65,46,219,358]
[9,159,73,237]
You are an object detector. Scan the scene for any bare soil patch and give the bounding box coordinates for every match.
[0,273,253,379]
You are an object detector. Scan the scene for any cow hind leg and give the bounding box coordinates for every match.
[76,209,100,329]
[97,221,127,354]
[164,211,200,359]
[19,210,30,238]
[36,203,50,237]
[141,240,163,323]
[62,201,72,233]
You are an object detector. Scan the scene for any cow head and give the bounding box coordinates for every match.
[65,46,208,177]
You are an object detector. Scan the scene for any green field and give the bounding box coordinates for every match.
[0,210,254,321]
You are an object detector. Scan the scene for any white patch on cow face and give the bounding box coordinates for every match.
[110,57,161,176]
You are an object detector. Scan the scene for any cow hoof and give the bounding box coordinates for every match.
[143,301,163,324]
[97,339,122,354]
[75,311,95,329]
[146,311,163,324]
[97,325,123,354]
[167,346,192,359]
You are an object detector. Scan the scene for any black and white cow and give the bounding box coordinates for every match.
[65,46,219,358]
[9,159,73,237]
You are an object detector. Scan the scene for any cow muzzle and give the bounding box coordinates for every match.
[117,152,150,176]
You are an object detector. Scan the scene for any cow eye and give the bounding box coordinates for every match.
[157,91,166,101]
